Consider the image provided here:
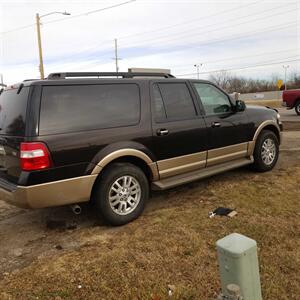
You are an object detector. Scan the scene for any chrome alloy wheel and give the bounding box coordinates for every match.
[261,138,276,165]
[296,103,300,114]
[108,176,141,215]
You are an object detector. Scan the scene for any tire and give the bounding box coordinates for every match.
[93,162,149,226]
[295,101,300,115]
[253,130,279,172]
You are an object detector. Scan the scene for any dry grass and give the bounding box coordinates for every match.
[244,99,282,108]
[0,166,299,300]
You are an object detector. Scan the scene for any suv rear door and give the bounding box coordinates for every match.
[150,80,208,178]
[0,85,29,183]
[191,81,253,166]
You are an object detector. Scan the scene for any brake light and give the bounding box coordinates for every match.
[20,142,52,171]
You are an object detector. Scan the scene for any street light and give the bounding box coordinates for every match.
[36,11,71,79]
[282,65,289,91]
[194,63,203,79]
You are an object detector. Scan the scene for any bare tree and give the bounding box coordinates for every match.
[208,70,231,91]
[208,71,300,93]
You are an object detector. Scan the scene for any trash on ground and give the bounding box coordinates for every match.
[209,207,237,218]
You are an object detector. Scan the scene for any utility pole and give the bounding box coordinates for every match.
[114,38,119,73]
[36,13,45,79]
[194,63,203,79]
[35,11,71,79]
[282,65,289,90]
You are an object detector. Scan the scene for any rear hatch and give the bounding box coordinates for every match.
[0,85,29,184]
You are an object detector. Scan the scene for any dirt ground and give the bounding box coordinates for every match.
[0,129,299,300]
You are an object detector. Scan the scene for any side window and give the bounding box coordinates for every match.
[153,84,167,122]
[157,83,196,121]
[193,83,232,115]
[39,84,140,135]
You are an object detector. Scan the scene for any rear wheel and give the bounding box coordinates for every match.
[295,101,300,115]
[253,130,279,172]
[93,163,149,226]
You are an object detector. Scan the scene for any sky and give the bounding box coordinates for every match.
[0,0,299,85]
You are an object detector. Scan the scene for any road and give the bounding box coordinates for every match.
[277,107,299,122]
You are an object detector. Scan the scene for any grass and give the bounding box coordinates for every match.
[0,165,300,300]
[244,99,282,108]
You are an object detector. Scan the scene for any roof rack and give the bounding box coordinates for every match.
[47,72,175,80]
[23,79,38,82]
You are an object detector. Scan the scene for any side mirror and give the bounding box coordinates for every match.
[235,100,246,112]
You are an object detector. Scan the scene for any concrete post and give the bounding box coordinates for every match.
[216,233,262,300]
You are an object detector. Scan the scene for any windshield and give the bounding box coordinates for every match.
[0,87,29,136]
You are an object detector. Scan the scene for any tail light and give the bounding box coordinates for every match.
[20,142,52,171]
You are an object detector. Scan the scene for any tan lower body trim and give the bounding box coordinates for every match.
[0,175,97,209]
[248,141,255,156]
[157,151,206,179]
[207,142,248,167]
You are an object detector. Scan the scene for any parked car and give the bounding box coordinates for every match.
[282,89,300,115]
[0,72,282,225]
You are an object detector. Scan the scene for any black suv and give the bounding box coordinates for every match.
[0,72,282,225]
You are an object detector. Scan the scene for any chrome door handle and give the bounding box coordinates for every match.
[157,129,169,136]
[211,122,221,128]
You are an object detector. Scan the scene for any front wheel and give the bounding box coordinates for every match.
[295,101,300,115]
[253,130,279,172]
[93,162,149,226]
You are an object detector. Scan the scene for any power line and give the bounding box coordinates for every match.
[120,3,294,46]
[122,21,298,55]
[175,57,300,77]
[43,0,265,60]
[172,48,298,69]
[118,0,263,40]
[0,0,136,35]
[43,0,137,25]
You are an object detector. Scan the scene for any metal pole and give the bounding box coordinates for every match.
[284,68,287,90]
[114,38,119,73]
[283,65,289,91]
[36,13,45,79]
[194,64,202,79]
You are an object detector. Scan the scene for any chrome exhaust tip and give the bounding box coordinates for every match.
[70,204,82,215]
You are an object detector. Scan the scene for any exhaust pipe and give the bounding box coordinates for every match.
[70,204,82,215]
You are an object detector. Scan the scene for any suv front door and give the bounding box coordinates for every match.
[191,81,252,166]
[150,81,208,179]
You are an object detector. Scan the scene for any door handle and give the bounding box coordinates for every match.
[211,122,221,128]
[156,129,169,136]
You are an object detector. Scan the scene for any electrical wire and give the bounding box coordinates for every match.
[0,0,136,35]
[120,4,294,46]
[118,0,263,40]
[172,48,298,69]
[175,57,300,77]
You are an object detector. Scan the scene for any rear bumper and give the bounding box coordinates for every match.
[0,175,97,209]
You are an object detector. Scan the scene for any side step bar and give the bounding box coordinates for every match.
[152,157,254,190]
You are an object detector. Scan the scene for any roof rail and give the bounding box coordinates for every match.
[23,79,38,82]
[47,72,175,80]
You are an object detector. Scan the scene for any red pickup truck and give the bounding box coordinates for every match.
[282,90,300,115]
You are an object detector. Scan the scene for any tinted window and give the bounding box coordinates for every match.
[158,83,196,121]
[193,83,232,115]
[153,84,167,122]
[39,84,140,135]
[0,87,29,136]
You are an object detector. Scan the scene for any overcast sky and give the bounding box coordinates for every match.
[0,0,299,84]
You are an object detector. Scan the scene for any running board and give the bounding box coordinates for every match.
[152,157,254,190]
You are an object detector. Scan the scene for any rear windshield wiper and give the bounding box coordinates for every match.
[17,83,24,94]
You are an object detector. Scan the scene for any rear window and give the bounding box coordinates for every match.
[39,84,141,135]
[0,87,29,136]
